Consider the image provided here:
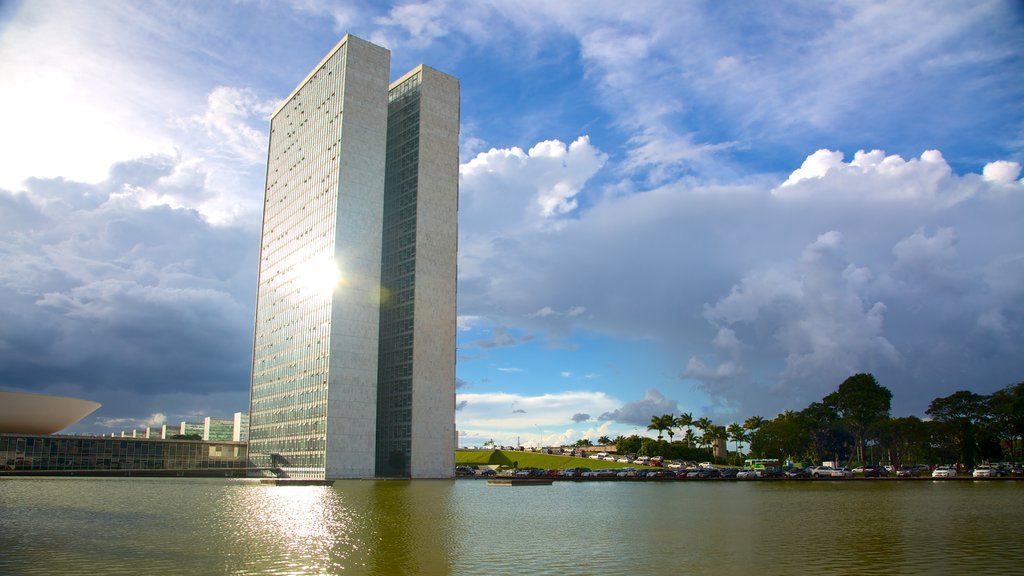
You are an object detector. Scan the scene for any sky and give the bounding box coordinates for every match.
[1,0,1022,447]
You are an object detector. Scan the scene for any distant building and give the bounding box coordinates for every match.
[247,35,458,480]
[110,413,248,441]
[0,390,100,435]
[0,433,247,476]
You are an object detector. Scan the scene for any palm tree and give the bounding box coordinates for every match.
[727,422,749,464]
[743,415,765,432]
[665,413,676,443]
[647,414,673,440]
[674,412,694,446]
[695,417,714,456]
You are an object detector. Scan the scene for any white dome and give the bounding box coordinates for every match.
[0,390,101,434]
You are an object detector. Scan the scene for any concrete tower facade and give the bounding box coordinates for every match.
[248,35,458,479]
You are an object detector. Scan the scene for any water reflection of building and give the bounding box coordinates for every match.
[247,35,458,480]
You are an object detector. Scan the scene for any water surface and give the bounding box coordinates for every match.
[1,478,1021,574]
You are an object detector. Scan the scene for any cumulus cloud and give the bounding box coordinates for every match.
[571,413,591,423]
[774,149,978,208]
[458,136,606,238]
[0,160,257,430]
[982,160,1022,185]
[599,389,679,426]
[458,141,1023,417]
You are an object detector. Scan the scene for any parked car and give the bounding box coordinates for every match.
[476,468,496,476]
[736,468,760,479]
[896,466,921,477]
[783,467,809,479]
[973,465,997,478]
[687,468,720,479]
[931,466,957,478]
[862,465,888,478]
[808,466,853,478]
[718,468,739,479]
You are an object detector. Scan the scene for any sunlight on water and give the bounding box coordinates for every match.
[1,478,1022,575]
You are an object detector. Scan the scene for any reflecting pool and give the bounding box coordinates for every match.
[1,478,1022,574]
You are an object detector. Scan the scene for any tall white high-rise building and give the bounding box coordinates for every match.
[247,35,458,479]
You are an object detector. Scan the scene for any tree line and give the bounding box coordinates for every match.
[609,373,1023,468]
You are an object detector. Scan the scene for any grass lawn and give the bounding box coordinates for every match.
[455,449,650,470]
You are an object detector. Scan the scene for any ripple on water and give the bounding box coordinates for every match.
[2,478,1023,575]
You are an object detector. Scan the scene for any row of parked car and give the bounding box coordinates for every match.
[456,463,1024,479]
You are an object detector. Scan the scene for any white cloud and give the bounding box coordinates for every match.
[459,136,606,232]
[0,2,182,190]
[982,160,1022,185]
[775,149,977,207]
[178,86,276,165]
[456,390,619,432]
[458,140,1024,416]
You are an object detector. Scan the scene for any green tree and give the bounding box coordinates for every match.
[749,411,811,463]
[573,438,593,447]
[988,382,1024,461]
[638,437,670,458]
[743,415,765,433]
[726,422,749,464]
[615,434,642,455]
[647,414,674,441]
[674,412,695,446]
[706,425,728,462]
[927,390,989,467]
[875,416,930,469]
[694,417,715,457]
[800,401,849,464]
[824,373,893,465]
[597,435,612,445]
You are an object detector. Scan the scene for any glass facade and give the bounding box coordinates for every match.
[204,417,235,441]
[0,434,247,475]
[248,35,456,480]
[248,42,351,478]
[376,71,422,477]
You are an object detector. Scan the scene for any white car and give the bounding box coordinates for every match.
[973,465,997,478]
[736,468,759,479]
[808,465,853,479]
[932,466,957,478]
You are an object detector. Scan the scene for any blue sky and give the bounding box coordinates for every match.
[1,0,1022,446]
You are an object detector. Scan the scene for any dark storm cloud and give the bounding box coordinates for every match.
[571,413,590,423]
[0,158,258,429]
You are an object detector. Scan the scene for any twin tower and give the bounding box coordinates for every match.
[247,36,458,479]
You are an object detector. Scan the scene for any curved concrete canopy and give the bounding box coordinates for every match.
[0,390,101,434]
